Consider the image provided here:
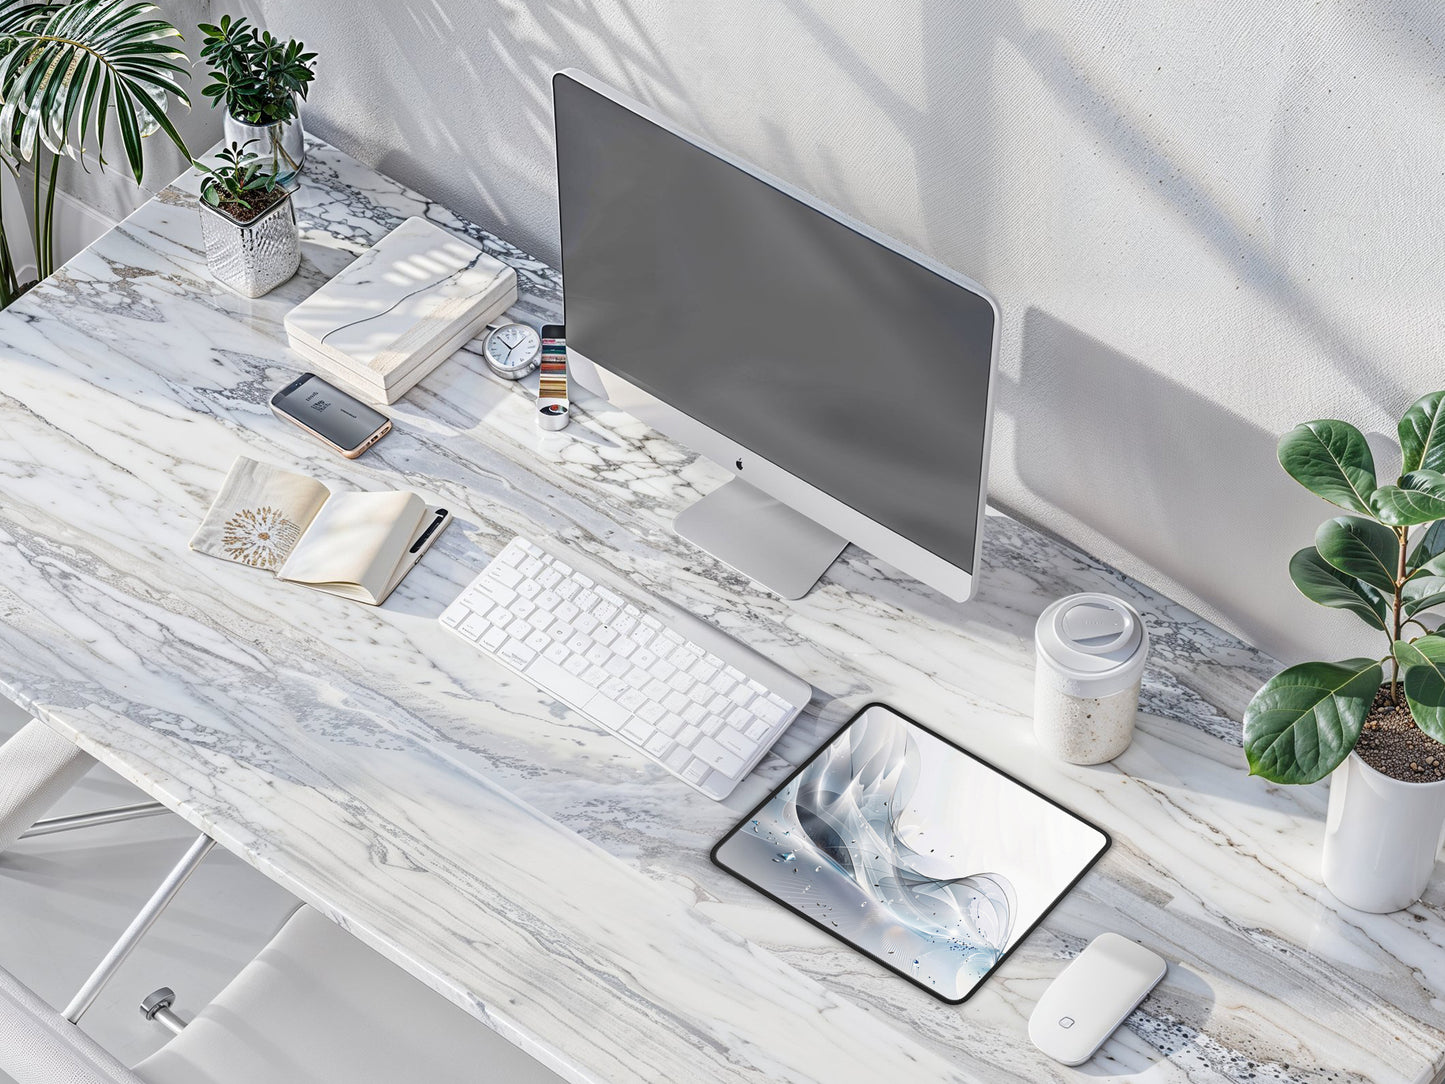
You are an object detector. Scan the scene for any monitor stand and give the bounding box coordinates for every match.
[674,478,847,600]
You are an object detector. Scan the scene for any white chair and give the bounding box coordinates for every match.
[133,904,567,1084]
[0,823,568,1084]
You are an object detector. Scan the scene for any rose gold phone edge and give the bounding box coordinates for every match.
[269,377,392,458]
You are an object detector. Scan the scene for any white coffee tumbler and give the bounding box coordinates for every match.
[1034,594,1150,765]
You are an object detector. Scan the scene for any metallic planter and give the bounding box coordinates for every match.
[198,192,301,298]
[224,105,305,189]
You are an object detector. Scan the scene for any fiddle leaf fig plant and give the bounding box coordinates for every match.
[1244,391,1445,784]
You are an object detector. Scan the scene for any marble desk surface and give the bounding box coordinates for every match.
[0,137,1441,1084]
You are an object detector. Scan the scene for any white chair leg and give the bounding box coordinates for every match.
[0,719,95,855]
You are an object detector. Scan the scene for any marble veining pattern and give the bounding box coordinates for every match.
[0,136,1441,1083]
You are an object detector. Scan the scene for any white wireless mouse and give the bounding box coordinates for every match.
[1027,933,1167,1066]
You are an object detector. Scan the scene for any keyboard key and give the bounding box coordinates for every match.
[753,699,788,725]
[604,656,631,677]
[682,759,711,784]
[619,688,647,712]
[568,634,591,655]
[491,564,522,588]
[498,642,536,669]
[525,630,551,653]
[543,641,570,665]
[480,626,508,652]
[507,618,531,640]
[644,679,669,701]
[557,601,581,623]
[458,613,491,640]
[585,644,610,667]
[644,732,672,757]
[682,703,707,726]
[663,746,691,772]
[652,709,680,734]
[584,665,609,686]
[575,613,600,634]
[626,667,650,688]
[498,546,525,566]
[663,691,689,713]
[512,598,536,620]
[633,648,658,670]
[621,719,651,745]
[693,737,744,776]
[563,655,588,676]
[676,724,701,747]
[746,718,772,741]
[538,568,562,589]
[441,605,468,628]
[594,626,618,647]
[649,658,676,682]
[517,539,543,558]
[517,580,541,600]
[590,697,631,732]
[718,728,753,757]
[519,556,544,577]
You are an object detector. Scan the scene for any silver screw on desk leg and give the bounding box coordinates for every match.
[140,987,187,1035]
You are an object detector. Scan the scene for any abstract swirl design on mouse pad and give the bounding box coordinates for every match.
[714,705,1109,1001]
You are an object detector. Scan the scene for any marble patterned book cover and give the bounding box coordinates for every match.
[713,703,1110,1003]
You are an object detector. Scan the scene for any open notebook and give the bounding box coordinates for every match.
[190,457,450,605]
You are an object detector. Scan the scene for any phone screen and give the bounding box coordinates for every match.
[271,374,389,452]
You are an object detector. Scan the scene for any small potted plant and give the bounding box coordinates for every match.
[198,14,316,187]
[1244,390,1445,912]
[196,141,301,298]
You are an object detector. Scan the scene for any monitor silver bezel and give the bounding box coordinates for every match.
[553,68,1001,602]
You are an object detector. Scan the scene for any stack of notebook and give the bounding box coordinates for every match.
[284,217,518,403]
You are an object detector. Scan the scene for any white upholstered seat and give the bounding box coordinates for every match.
[133,905,567,1084]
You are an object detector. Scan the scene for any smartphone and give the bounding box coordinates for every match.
[270,373,392,458]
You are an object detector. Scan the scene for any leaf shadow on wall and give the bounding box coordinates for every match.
[1010,306,1374,666]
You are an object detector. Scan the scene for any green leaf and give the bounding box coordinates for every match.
[1315,516,1401,593]
[0,0,192,183]
[1409,519,1445,570]
[1277,420,1379,516]
[1288,547,1388,628]
[1244,659,1383,783]
[1404,574,1445,618]
[1393,637,1445,743]
[1369,470,1445,526]
[1400,391,1445,476]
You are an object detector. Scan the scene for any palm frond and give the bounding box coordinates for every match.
[0,0,191,183]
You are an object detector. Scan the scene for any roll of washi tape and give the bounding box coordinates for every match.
[538,323,569,431]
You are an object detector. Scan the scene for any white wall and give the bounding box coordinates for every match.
[197,0,1445,665]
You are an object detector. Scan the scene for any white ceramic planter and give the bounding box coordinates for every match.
[1322,751,1445,912]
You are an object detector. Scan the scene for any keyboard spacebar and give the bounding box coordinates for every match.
[521,656,631,731]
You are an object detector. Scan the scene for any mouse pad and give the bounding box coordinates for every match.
[711,702,1111,1003]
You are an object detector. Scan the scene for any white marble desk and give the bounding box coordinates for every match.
[0,138,1441,1084]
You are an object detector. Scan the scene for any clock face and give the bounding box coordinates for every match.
[484,323,542,377]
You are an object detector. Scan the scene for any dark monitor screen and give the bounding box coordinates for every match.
[554,73,996,574]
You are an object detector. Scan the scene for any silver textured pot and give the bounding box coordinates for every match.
[223,104,305,189]
[198,191,301,298]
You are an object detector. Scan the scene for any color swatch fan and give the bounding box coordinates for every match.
[285,217,518,403]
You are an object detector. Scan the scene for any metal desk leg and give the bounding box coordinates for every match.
[0,719,95,856]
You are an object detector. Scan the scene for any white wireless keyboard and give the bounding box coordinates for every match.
[441,536,811,799]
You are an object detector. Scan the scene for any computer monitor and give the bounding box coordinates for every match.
[553,70,1000,602]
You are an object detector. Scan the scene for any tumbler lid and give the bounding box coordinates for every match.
[1035,593,1149,698]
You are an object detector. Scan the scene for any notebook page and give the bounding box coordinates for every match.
[277,490,425,604]
[190,457,331,572]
